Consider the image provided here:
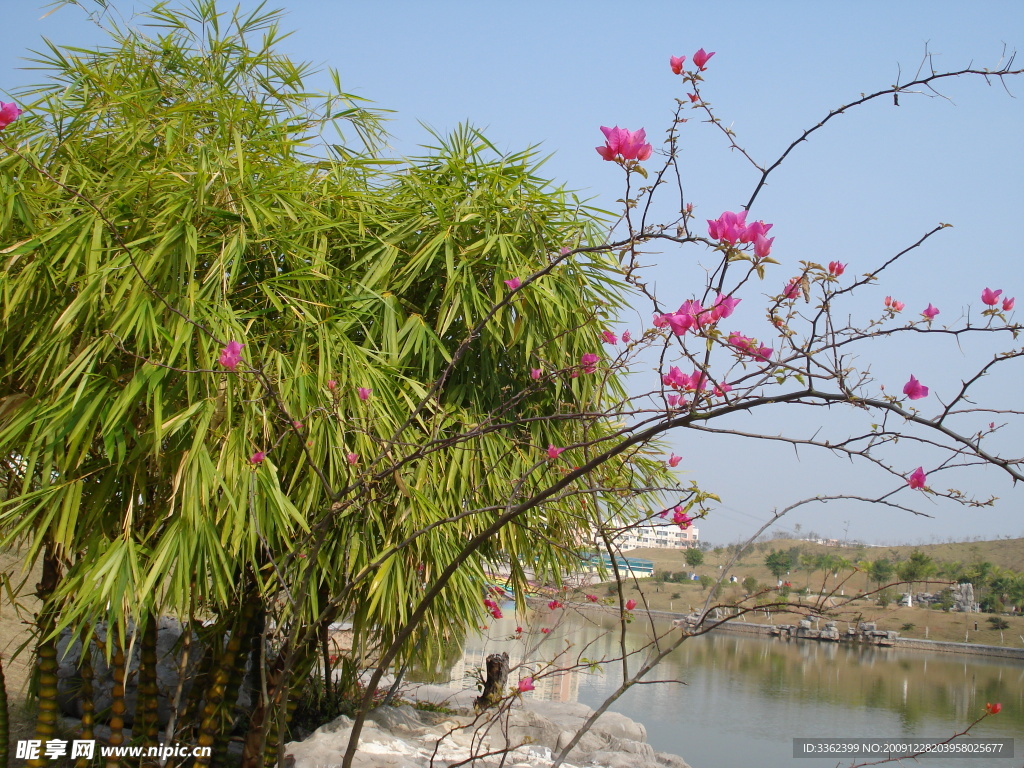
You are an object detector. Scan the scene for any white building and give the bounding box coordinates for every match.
[614,520,700,551]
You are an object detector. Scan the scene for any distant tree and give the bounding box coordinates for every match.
[897,551,937,602]
[765,550,793,581]
[868,558,895,588]
[684,548,704,568]
[698,574,714,592]
[742,575,759,594]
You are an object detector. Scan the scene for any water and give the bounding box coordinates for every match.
[418,607,1024,768]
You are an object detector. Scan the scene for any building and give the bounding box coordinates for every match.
[613,520,700,551]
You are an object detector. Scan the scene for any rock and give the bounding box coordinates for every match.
[285,693,691,768]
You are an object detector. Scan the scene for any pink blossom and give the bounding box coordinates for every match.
[547,445,565,459]
[667,394,681,407]
[710,294,741,322]
[541,628,550,634]
[357,387,372,401]
[707,210,748,244]
[504,278,522,291]
[668,453,682,467]
[652,313,668,328]
[625,599,637,611]
[922,304,940,320]
[327,379,337,391]
[548,600,562,610]
[1002,297,1015,312]
[596,126,653,162]
[753,233,774,259]
[518,678,536,693]
[346,452,359,465]
[828,261,846,276]
[292,421,304,430]
[602,330,618,344]
[981,287,1002,306]
[783,280,801,299]
[217,340,244,371]
[670,55,686,74]
[672,509,693,529]
[713,382,734,397]
[908,467,926,489]
[586,594,600,602]
[530,368,542,380]
[902,375,929,400]
[693,48,715,71]
[688,93,700,104]
[622,330,631,343]
[0,102,22,130]
[250,451,266,465]
[580,353,599,373]
[516,626,523,633]
[885,296,905,312]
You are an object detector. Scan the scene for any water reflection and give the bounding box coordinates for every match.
[411,607,1023,767]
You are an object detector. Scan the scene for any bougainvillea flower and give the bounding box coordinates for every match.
[652,313,668,328]
[622,330,631,343]
[504,278,522,291]
[667,394,681,407]
[547,445,565,459]
[548,600,562,610]
[346,452,359,465]
[981,287,1002,306]
[586,594,600,602]
[596,126,653,161]
[692,48,715,71]
[670,55,686,74]
[922,304,940,320]
[707,210,748,243]
[250,451,266,465]
[783,280,801,299]
[688,93,700,103]
[217,341,243,371]
[1002,297,1015,312]
[580,353,599,373]
[985,702,1002,715]
[357,387,372,401]
[602,330,618,344]
[753,233,774,259]
[711,294,741,322]
[673,510,693,529]
[903,375,929,400]
[541,628,550,634]
[0,102,22,130]
[828,261,846,276]
[518,678,536,693]
[625,599,637,611]
[515,626,523,633]
[530,368,542,380]
[908,467,926,489]
[327,379,337,390]
[668,453,682,467]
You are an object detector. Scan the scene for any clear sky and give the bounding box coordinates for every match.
[3,1,1022,547]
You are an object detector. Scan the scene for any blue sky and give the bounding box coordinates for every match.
[4,1,1022,547]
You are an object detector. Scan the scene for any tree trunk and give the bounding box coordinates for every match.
[136,616,161,749]
[28,544,62,768]
[474,653,509,710]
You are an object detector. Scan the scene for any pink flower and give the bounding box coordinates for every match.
[981,287,1002,306]
[602,330,618,344]
[783,280,801,299]
[346,452,359,465]
[547,445,565,459]
[218,340,244,371]
[667,394,681,407]
[596,126,653,162]
[693,48,715,71]
[541,627,551,634]
[622,330,631,343]
[625,599,637,611]
[0,102,22,130]
[586,594,599,602]
[548,600,562,610]
[828,261,846,276]
[530,368,542,380]
[515,626,523,634]
[668,453,682,467]
[707,210,748,243]
[652,313,668,328]
[518,678,536,693]
[902,375,929,400]
[985,702,1002,715]
[688,93,700,104]
[753,233,774,259]
[250,451,266,465]
[670,55,686,74]
[922,304,940,320]
[884,296,905,312]
[327,379,337,391]
[908,467,926,489]
[711,294,741,322]
[292,421,304,430]
[580,353,599,373]
[673,509,693,529]
[504,278,522,291]
[1002,297,1015,312]
[357,387,372,401]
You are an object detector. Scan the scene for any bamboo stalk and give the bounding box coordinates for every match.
[136,616,161,749]
[75,634,96,768]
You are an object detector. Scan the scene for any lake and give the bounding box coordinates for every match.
[413,606,1023,767]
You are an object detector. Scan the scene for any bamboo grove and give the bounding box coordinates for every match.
[0,3,675,765]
